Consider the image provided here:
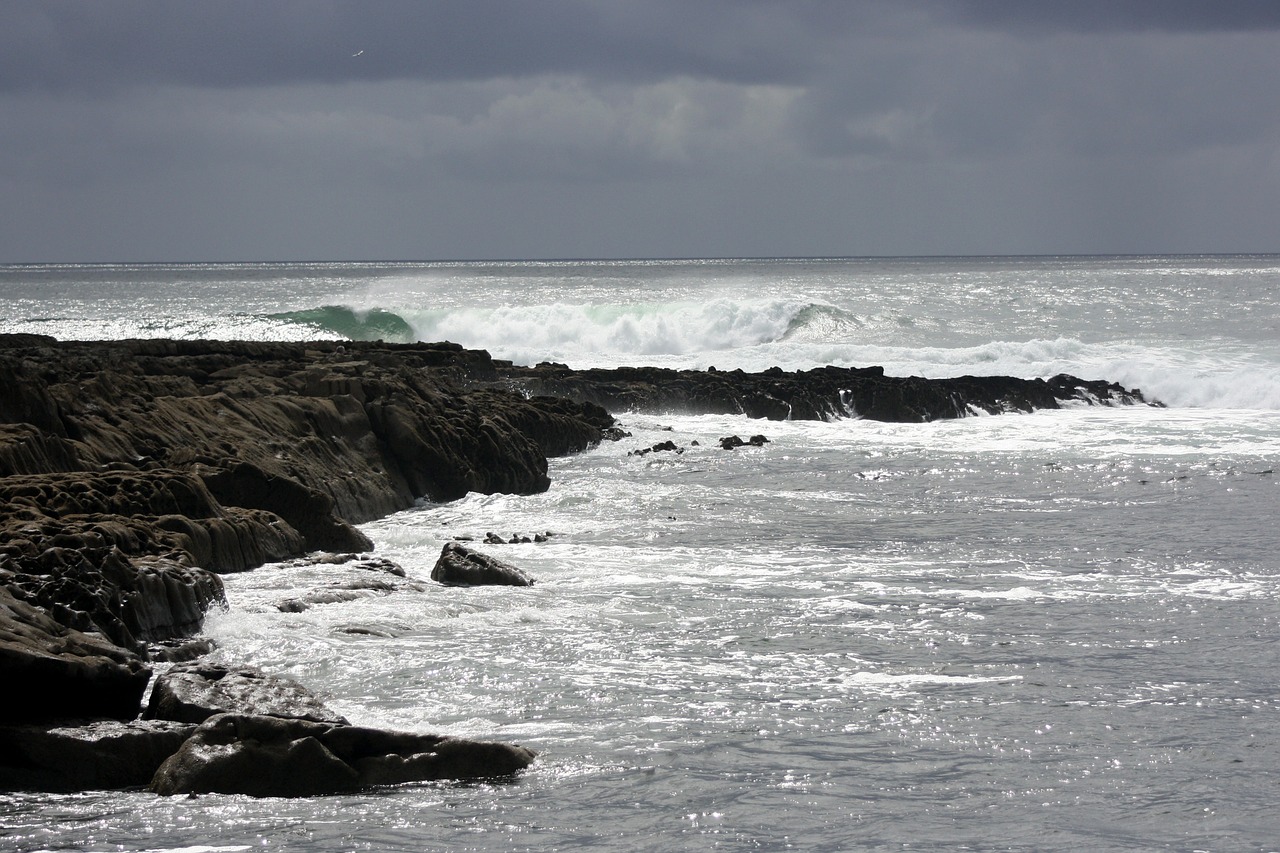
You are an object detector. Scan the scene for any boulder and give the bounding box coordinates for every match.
[430,542,536,587]
[149,713,536,796]
[143,662,350,725]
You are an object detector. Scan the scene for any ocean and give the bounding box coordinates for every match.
[2,256,1279,851]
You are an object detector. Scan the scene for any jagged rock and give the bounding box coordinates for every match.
[1,541,225,651]
[0,719,193,792]
[431,542,536,587]
[200,462,371,555]
[0,587,151,723]
[143,662,350,725]
[149,713,536,796]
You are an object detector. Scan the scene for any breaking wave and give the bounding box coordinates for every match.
[264,301,1280,410]
[268,305,417,343]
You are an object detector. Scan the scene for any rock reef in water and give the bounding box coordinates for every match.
[499,362,1157,421]
[0,334,1156,793]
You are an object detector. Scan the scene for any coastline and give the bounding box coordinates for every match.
[0,333,1156,795]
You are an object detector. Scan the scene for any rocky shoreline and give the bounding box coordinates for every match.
[0,334,1158,795]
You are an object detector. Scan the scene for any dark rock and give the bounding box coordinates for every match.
[149,713,536,796]
[310,553,407,577]
[497,362,1157,422]
[629,440,684,457]
[0,587,151,724]
[720,434,770,450]
[148,637,216,663]
[201,462,371,555]
[0,719,194,792]
[430,542,536,587]
[143,662,350,725]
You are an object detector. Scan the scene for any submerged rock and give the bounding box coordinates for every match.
[431,542,536,587]
[149,713,536,796]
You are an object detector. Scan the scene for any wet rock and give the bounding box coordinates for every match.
[310,552,407,577]
[275,578,401,612]
[0,719,194,792]
[719,434,770,450]
[629,440,684,457]
[143,662,350,725]
[431,542,536,587]
[147,637,216,663]
[149,713,536,796]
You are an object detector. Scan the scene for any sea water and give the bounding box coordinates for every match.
[2,256,1279,851]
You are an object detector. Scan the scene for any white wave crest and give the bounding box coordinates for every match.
[395,298,809,366]
[793,337,1280,410]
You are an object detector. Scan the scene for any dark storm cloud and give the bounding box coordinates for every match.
[6,1,1278,98]
[940,0,1280,34]
[2,1,1279,260]
[0,0,839,93]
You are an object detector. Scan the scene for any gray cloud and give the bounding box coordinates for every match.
[940,0,1280,34]
[2,1,1279,260]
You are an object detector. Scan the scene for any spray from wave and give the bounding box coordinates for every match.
[395,298,811,364]
[265,299,1280,410]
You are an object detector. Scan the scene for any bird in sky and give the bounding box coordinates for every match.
[352,49,364,57]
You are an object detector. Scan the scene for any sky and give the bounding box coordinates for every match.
[2,0,1279,261]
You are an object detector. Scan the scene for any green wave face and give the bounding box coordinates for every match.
[269,305,417,342]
